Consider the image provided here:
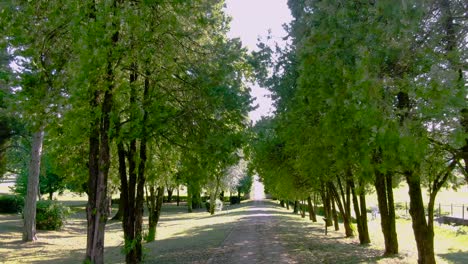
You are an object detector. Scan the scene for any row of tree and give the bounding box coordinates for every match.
[1,1,253,263]
[250,1,466,264]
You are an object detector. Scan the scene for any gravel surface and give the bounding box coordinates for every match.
[207,200,296,264]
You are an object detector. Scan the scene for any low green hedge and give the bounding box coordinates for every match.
[0,195,24,213]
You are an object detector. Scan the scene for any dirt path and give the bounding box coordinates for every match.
[207,200,296,264]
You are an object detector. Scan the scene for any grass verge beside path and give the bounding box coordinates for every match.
[270,200,468,264]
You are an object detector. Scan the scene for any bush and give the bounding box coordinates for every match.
[230,196,240,205]
[35,200,70,230]
[456,226,468,236]
[0,195,24,213]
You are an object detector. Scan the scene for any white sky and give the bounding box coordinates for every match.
[224,0,292,123]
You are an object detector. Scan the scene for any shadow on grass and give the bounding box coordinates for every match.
[144,221,235,264]
[274,213,407,264]
[439,250,468,263]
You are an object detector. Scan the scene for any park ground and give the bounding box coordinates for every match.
[1,192,468,263]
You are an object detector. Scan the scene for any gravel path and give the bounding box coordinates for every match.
[207,200,297,264]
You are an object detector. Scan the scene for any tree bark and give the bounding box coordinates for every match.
[300,200,306,218]
[86,87,113,263]
[187,183,193,213]
[118,70,151,264]
[167,188,173,203]
[462,109,468,182]
[209,177,221,215]
[187,182,202,212]
[23,127,45,242]
[330,181,354,237]
[147,186,164,242]
[373,161,398,254]
[176,186,180,206]
[405,171,436,264]
[293,200,299,214]
[350,179,370,244]
[84,1,118,262]
[132,75,150,262]
[307,195,317,222]
[331,195,339,231]
[320,187,333,227]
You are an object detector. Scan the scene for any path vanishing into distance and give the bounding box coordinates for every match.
[149,199,416,264]
[207,200,296,264]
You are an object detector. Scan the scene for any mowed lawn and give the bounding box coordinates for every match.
[0,190,468,263]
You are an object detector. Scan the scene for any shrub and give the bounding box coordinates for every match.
[0,195,24,213]
[35,200,70,230]
[230,196,240,205]
[456,226,468,236]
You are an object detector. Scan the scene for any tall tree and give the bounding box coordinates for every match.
[3,0,71,242]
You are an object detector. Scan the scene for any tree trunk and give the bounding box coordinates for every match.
[405,171,436,264]
[132,75,150,263]
[187,182,202,212]
[187,183,193,213]
[286,200,290,210]
[209,178,221,215]
[374,169,398,255]
[329,182,354,236]
[86,89,113,263]
[350,179,370,244]
[209,191,216,215]
[176,186,180,206]
[307,195,317,222]
[84,1,118,262]
[331,195,339,231]
[147,186,164,242]
[320,188,333,227]
[167,188,173,203]
[293,200,299,214]
[23,127,45,242]
[119,72,150,264]
[193,189,202,209]
[358,192,370,242]
[300,200,306,218]
[462,114,468,182]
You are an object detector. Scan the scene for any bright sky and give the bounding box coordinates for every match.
[224,0,292,123]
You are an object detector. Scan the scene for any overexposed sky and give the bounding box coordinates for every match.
[224,0,292,123]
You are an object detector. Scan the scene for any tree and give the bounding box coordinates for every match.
[3,0,71,242]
